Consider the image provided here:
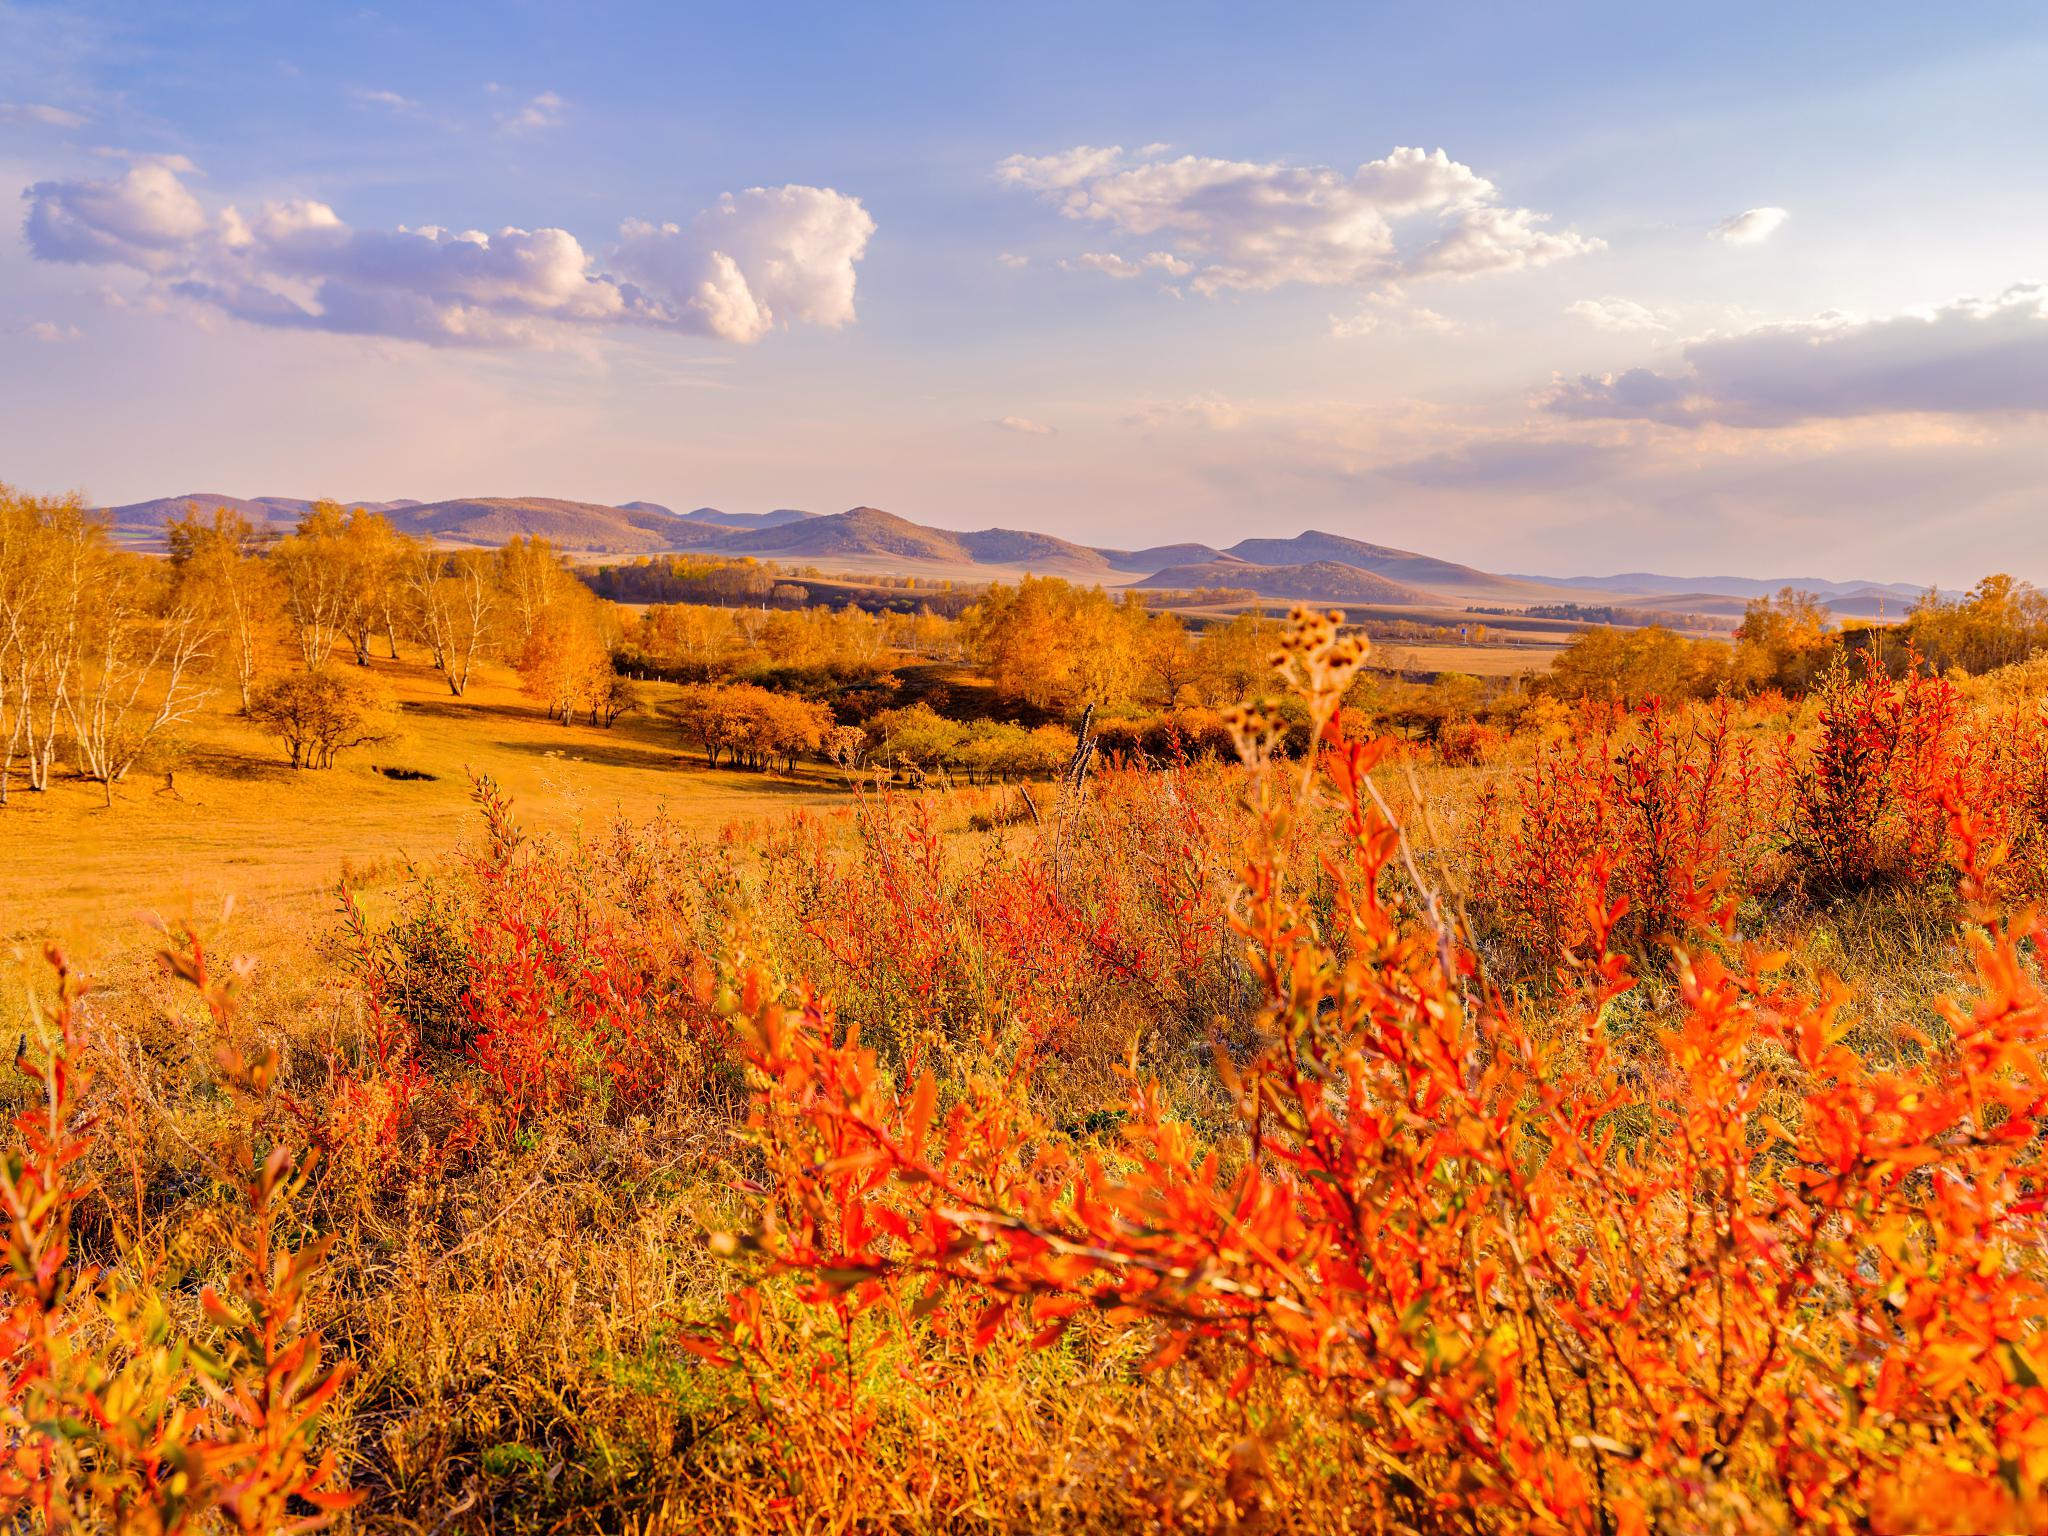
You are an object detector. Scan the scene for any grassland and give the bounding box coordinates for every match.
[0,656,850,953]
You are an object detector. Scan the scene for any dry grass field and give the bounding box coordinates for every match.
[0,657,849,954]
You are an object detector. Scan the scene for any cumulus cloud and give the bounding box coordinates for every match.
[1711,207,1788,245]
[0,102,88,128]
[996,251,1030,268]
[21,319,81,342]
[994,415,1054,434]
[1566,296,1670,332]
[1540,285,2048,426]
[20,158,875,347]
[1000,142,1598,295]
[612,185,875,343]
[497,91,566,133]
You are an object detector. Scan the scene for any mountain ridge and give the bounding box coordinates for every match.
[91,490,1940,612]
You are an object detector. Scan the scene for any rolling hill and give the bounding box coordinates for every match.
[399,498,708,553]
[1222,531,1549,600]
[1098,542,1225,573]
[91,488,1929,617]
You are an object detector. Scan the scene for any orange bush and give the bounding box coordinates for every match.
[707,611,2048,1534]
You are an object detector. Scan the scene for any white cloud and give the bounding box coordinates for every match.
[1711,207,1788,245]
[348,86,422,115]
[1069,249,1191,280]
[1540,285,2048,426]
[995,144,1124,191]
[1124,393,1246,431]
[612,185,875,342]
[1000,142,1598,295]
[994,415,1054,434]
[1330,290,1460,339]
[1566,296,1671,332]
[21,159,875,347]
[996,251,1029,268]
[0,102,88,128]
[21,320,81,342]
[498,91,566,133]
[25,162,211,269]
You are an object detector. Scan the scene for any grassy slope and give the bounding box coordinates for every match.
[0,656,850,952]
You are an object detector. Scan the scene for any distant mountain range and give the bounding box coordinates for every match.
[94,491,1935,619]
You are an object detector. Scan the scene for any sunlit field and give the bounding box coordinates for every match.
[0,656,848,946]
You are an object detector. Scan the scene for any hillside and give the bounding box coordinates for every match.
[399,497,709,553]
[1222,530,1534,599]
[1098,542,1225,573]
[652,506,820,531]
[957,528,1114,573]
[1135,558,1441,605]
[713,506,973,564]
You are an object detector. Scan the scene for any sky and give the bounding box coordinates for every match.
[2,0,2044,585]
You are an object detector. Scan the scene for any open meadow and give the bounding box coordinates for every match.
[0,657,848,950]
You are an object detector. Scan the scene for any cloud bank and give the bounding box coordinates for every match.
[999,143,1599,294]
[1540,285,2048,426]
[21,160,874,347]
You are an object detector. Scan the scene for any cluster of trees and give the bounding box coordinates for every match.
[960,577,1287,712]
[1902,574,2048,675]
[0,486,646,799]
[1541,576,2048,707]
[584,554,793,606]
[666,682,845,772]
[627,601,959,680]
[1,488,216,803]
[184,503,629,739]
[863,703,1077,781]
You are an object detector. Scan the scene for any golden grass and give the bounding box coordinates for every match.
[0,655,852,954]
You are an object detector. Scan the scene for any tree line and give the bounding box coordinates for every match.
[0,487,635,795]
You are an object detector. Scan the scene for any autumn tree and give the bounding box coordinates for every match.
[167,502,277,711]
[666,682,831,771]
[273,502,377,668]
[1546,624,1727,705]
[64,550,218,804]
[1904,573,2048,675]
[1732,586,1836,692]
[248,668,391,768]
[404,546,497,696]
[496,536,569,657]
[0,486,94,798]
[516,593,618,725]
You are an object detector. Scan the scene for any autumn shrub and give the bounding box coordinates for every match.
[1783,649,1965,898]
[1469,698,1781,979]
[706,609,2048,1534]
[0,937,359,1530]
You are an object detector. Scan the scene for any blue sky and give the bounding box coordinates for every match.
[3,0,2045,582]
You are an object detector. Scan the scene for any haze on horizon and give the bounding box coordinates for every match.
[2,0,2044,589]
